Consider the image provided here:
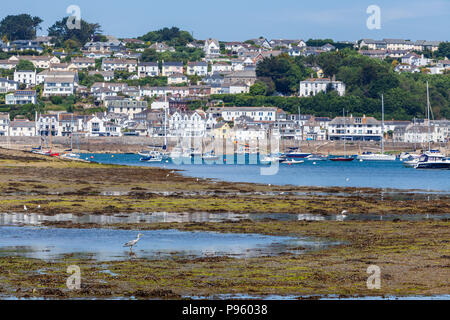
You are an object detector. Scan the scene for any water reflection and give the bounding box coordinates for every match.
[0,226,333,261]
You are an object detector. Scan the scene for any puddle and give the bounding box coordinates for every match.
[0,226,334,261]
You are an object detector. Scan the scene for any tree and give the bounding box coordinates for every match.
[139,27,193,46]
[256,55,309,94]
[16,60,35,71]
[48,17,102,47]
[250,82,268,96]
[0,14,43,40]
[436,42,450,59]
[141,49,159,62]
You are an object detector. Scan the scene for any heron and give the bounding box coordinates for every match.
[336,210,348,221]
[123,233,143,251]
[24,205,28,211]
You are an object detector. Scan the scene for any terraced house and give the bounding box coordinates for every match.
[161,62,184,76]
[328,115,382,141]
[102,58,137,72]
[138,62,159,77]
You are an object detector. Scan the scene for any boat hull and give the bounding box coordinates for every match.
[329,158,354,162]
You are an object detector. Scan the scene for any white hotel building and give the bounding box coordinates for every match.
[207,106,279,122]
[299,78,345,97]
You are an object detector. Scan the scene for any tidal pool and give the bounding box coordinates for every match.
[0,226,335,261]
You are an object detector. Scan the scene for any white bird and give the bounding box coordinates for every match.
[341,210,348,215]
[123,233,143,251]
[24,205,28,211]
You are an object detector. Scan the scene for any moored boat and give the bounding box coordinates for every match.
[414,151,450,169]
[357,152,396,161]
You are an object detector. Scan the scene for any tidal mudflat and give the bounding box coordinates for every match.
[0,148,449,300]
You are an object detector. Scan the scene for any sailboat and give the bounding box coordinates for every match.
[414,82,450,169]
[357,95,396,161]
[63,115,81,159]
[282,107,311,159]
[330,109,354,162]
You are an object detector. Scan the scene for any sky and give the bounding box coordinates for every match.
[1,0,449,42]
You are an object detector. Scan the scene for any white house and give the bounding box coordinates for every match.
[138,62,159,78]
[36,113,60,136]
[14,70,36,86]
[204,39,220,58]
[299,78,346,97]
[43,77,75,97]
[5,90,37,105]
[0,113,9,136]
[212,62,232,74]
[208,106,279,122]
[72,57,96,69]
[8,120,36,136]
[161,62,184,76]
[105,98,148,119]
[328,115,382,141]
[169,110,216,137]
[0,60,18,70]
[168,73,188,85]
[187,62,208,76]
[0,78,19,93]
[102,59,137,72]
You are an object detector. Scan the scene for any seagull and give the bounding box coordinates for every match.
[123,233,143,251]
[24,205,28,211]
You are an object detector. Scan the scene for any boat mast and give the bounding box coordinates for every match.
[343,108,346,157]
[381,94,384,154]
[164,93,168,149]
[426,81,431,152]
[71,113,74,151]
[298,106,302,149]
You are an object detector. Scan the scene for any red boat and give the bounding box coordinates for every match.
[330,157,354,162]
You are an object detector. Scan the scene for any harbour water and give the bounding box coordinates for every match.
[81,153,450,192]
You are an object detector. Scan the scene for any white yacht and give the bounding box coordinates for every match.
[357,95,396,161]
[357,152,396,161]
[414,151,450,170]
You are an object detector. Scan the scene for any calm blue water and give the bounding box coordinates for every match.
[0,226,331,261]
[81,153,450,192]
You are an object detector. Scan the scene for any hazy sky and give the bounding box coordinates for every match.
[1,0,449,41]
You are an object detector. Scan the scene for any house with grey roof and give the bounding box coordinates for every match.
[328,115,382,141]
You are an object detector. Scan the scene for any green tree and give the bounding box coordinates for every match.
[0,14,43,40]
[48,17,102,47]
[16,60,35,71]
[436,42,450,59]
[249,82,268,96]
[139,27,193,46]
